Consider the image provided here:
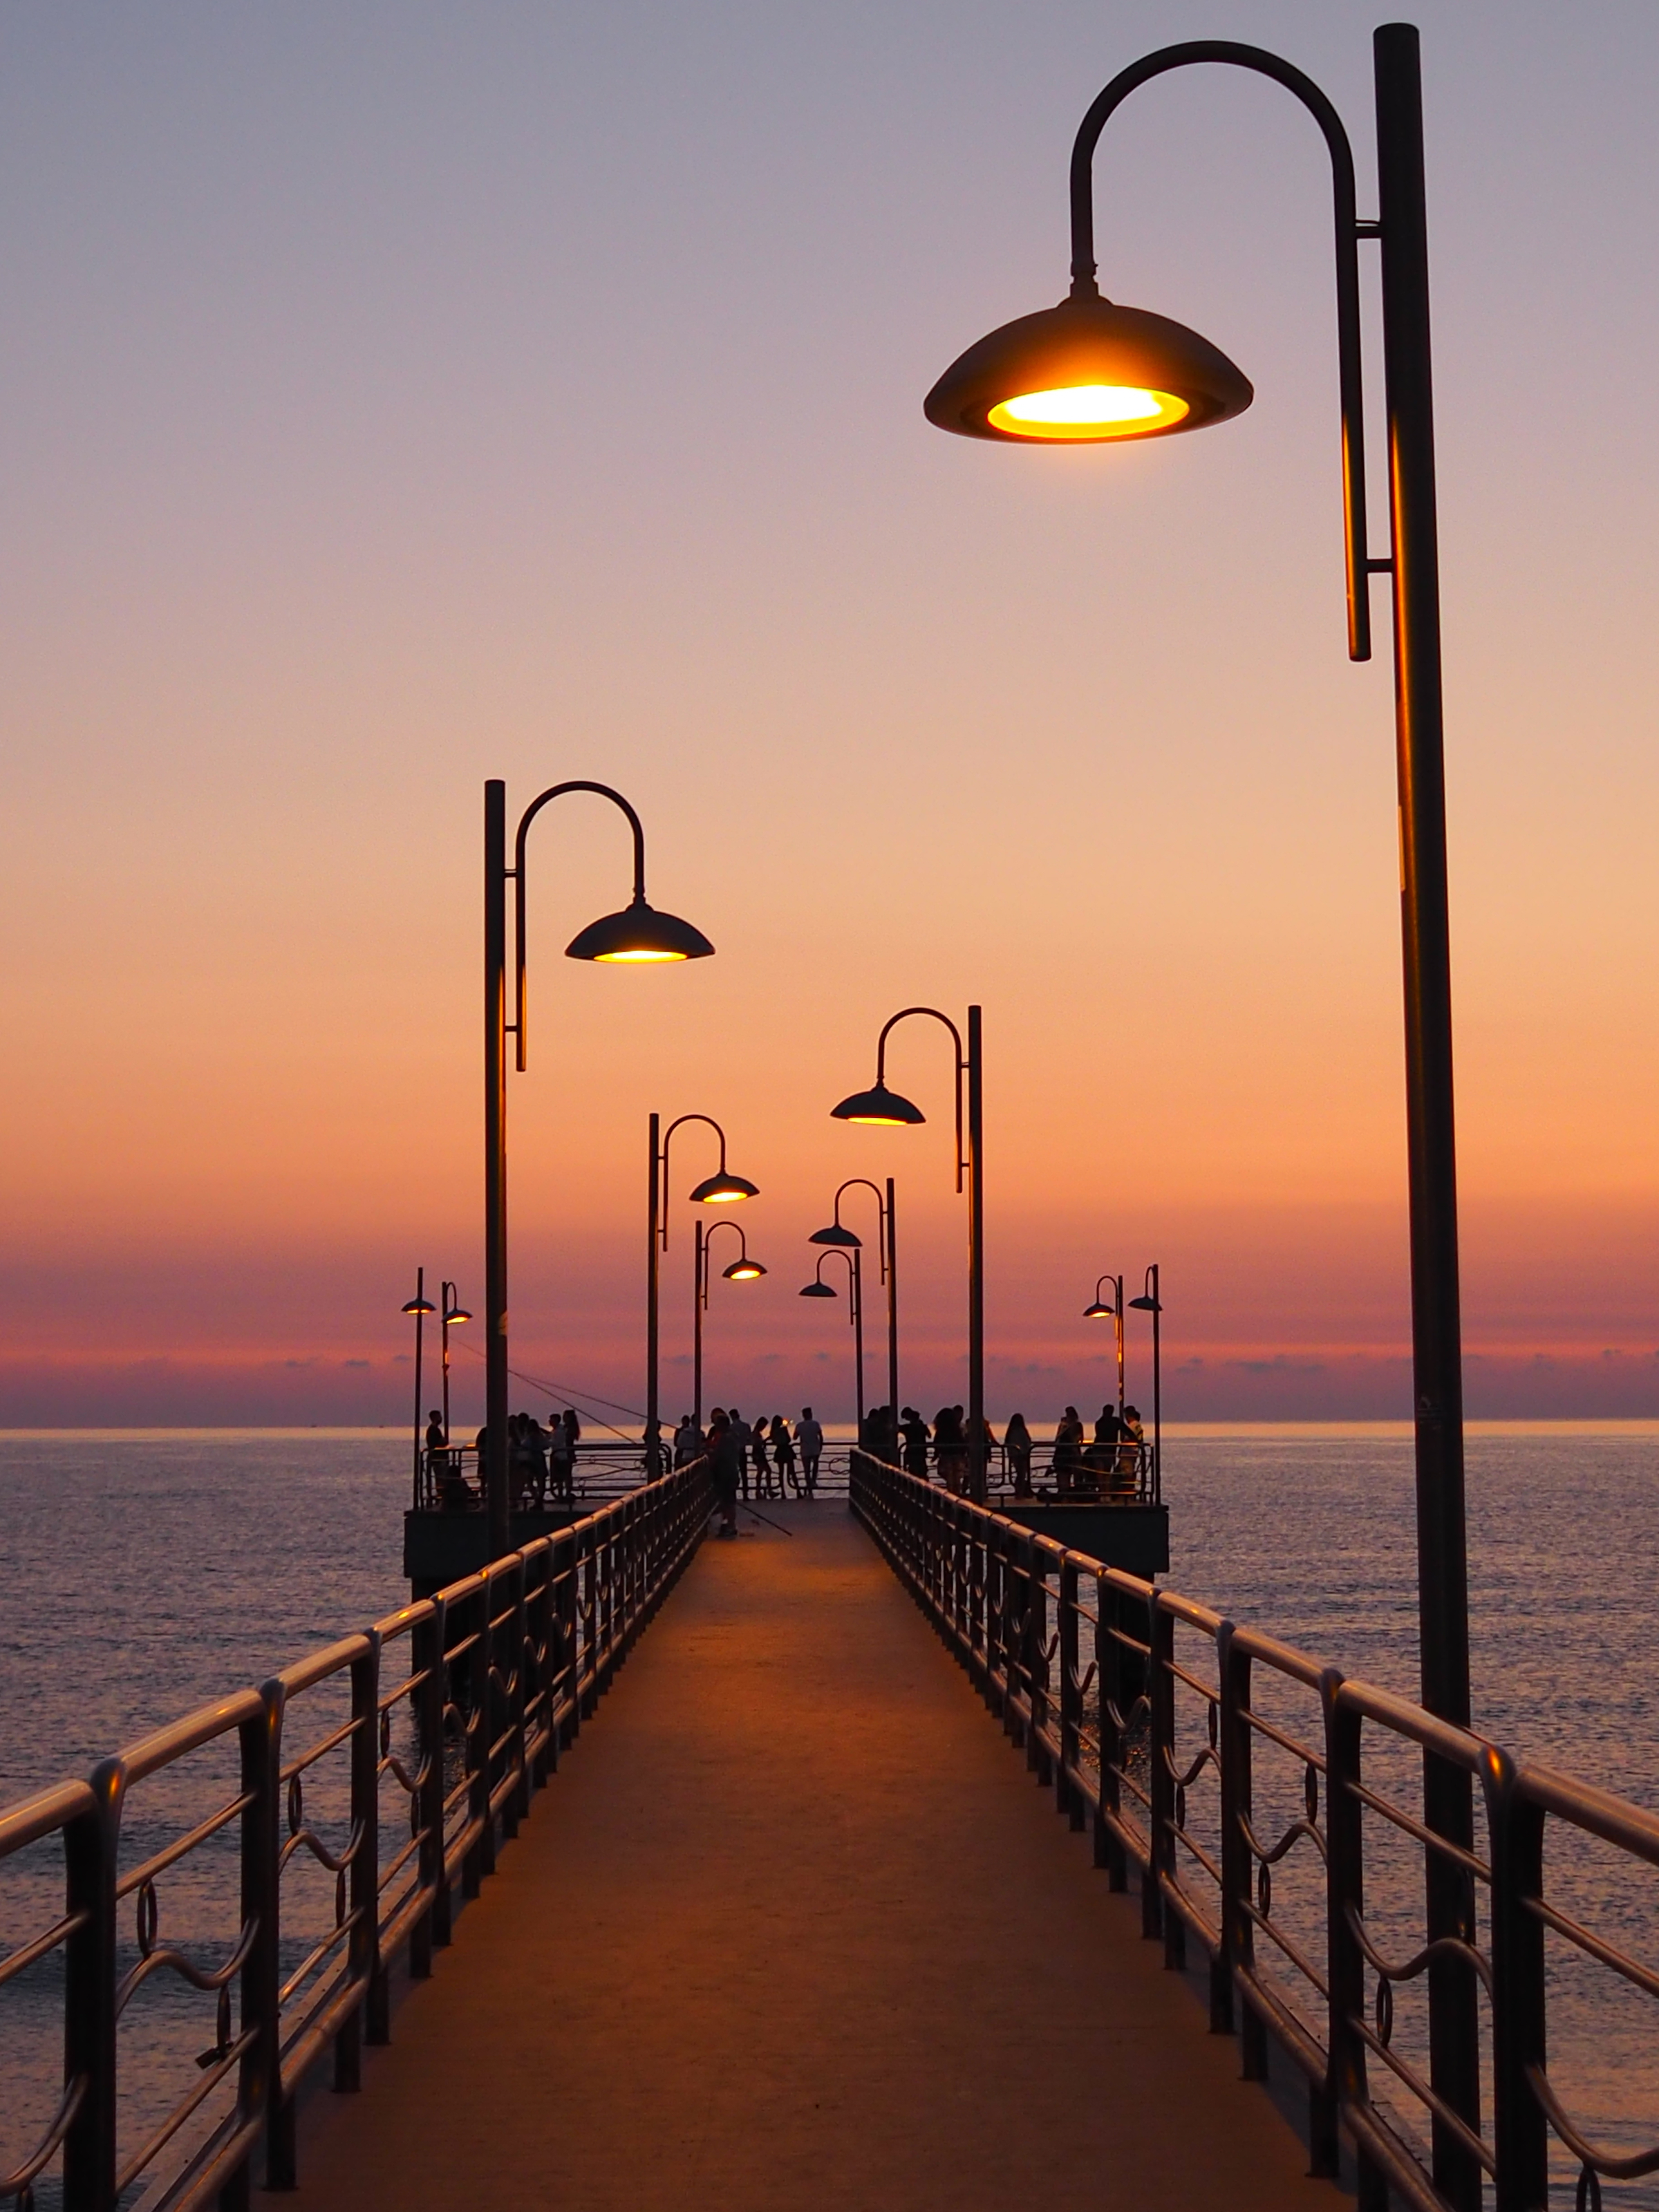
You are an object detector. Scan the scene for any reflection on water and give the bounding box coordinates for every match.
[1,1424,1657,2204]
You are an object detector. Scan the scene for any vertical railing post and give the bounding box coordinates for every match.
[1486,1752,1548,2212]
[62,1759,122,2212]
[462,1586,491,1897]
[557,1531,579,1750]
[254,1679,295,2190]
[1219,1629,1262,2070]
[1024,1539,1051,1782]
[1323,1672,1365,2192]
[503,1557,528,1835]
[1146,1597,1173,1947]
[1058,1556,1082,1828]
[1094,1571,1126,1887]
[346,1631,384,2070]
[412,1601,447,1960]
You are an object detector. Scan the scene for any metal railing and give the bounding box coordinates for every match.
[411,1438,665,1512]
[850,1450,1659,2212]
[0,1459,710,2212]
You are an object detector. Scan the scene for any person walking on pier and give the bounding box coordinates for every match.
[796,1407,823,1495]
[727,1410,753,1499]
[900,1407,930,1480]
[933,1405,967,1494]
[706,1409,740,1539]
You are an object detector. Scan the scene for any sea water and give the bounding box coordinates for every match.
[1,1425,1656,2204]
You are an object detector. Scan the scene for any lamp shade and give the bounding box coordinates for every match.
[924,292,1252,446]
[722,1257,767,1282]
[1129,1293,1161,1311]
[1082,1302,1115,1320]
[809,1223,861,1247]
[830,1082,926,1127]
[565,894,714,964]
[798,1280,838,1299]
[402,1297,436,1316]
[446,1306,473,1324]
[689,1171,759,1206]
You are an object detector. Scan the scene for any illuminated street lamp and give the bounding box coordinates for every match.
[1083,1273,1125,1425]
[439,1282,471,1449]
[799,1248,863,1428]
[695,1219,765,1423]
[1126,1266,1162,1505]
[832,1006,982,1499]
[646,1114,759,1471]
[485,778,711,1558]
[401,1272,436,1506]
[810,1177,899,1431]
[925,28,1479,2187]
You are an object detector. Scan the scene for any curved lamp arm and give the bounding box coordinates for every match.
[1093,1273,1118,1311]
[875,1007,967,1194]
[659,1113,729,1250]
[834,1178,889,1283]
[702,1219,750,1304]
[813,1249,858,1322]
[512,780,648,1072]
[1069,41,1372,661]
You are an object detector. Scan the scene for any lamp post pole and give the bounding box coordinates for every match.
[693,1220,704,1428]
[402,1271,433,1506]
[1128,1265,1162,1505]
[647,1114,758,1472]
[852,1244,865,1429]
[832,1006,983,1499]
[482,777,713,1562]
[439,1281,469,1445]
[925,26,1476,2198]
[885,1175,899,1423]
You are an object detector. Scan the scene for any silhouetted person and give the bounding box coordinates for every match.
[707,1409,740,1538]
[1053,1406,1085,1495]
[728,1410,752,1499]
[1118,1405,1145,1495]
[1004,1412,1033,1496]
[934,1405,967,1494]
[751,1416,772,1496]
[770,1416,796,1492]
[522,1412,550,1508]
[796,1407,823,1495]
[900,1407,930,1479]
[673,1414,702,1468]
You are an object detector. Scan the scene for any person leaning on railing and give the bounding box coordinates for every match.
[899,1407,930,1479]
[1053,1406,1085,1495]
[1004,1412,1033,1497]
[1116,1406,1145,1497]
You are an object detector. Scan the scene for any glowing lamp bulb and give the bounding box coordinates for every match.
[986,384,1189,440]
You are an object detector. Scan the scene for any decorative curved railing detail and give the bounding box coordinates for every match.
[1238,1810,1328,1871]
[0,2073,86,2199]
[115,1916,259,2018]
[1526,2063,1659,2184]
[1343,1901,1494,2004]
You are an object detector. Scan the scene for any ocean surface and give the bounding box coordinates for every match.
[1,1423,1657,2204]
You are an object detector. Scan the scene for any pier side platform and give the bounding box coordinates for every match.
[294,1503,1346,2211]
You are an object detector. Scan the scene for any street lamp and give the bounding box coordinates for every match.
[799,1249,863,1429]
[485,778,711,1560]
[1126,1266,1162,1505]
[439,1282,471,1450]
[646,1113,759,1472]
[925,28,1478,2193]
[810,1177,899,1430]
[400,1273,436,1507]
[832,1006,983,1499]
[696,1220,765,1422]
[1083,1272,1125,1426]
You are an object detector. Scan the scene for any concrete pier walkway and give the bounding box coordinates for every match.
[297,1505,1347,2211]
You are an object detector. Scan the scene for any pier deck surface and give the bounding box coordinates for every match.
[297,1503,1345,2211]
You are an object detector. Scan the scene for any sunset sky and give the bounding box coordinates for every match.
[3,1,1656,1427]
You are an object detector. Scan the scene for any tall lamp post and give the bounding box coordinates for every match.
[809,1178,898,1425]
[1127,1266,1162,1506]
[923,26,1477,2195]
[647,1114,758,1470]
[439,1282,471,1447]
[799,1249,863,1428]
[485,778,712,1562]
[1082,1273,1125,1424]
[697,1221,766,1420]
[832,1006,983,1499]
[401,1272,435,1506]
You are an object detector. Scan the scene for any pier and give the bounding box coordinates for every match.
[296,1499,1324,2212]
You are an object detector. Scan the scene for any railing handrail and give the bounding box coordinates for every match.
[848,1447,1658,2212]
